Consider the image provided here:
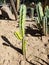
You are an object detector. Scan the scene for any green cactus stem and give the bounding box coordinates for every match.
[44,6,49,35]
[43,16,47,35]
[36,2,44,25]
[14,4,26,58]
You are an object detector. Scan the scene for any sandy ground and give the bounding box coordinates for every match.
[0,20,49,65]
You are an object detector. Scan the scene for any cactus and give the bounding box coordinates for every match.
[44,6,49,35]
[36,2,44,24]
[16,0,20,11]
[36,2,49,35]
[14,4,26,58]
[0,0,6,3]
[43,16,47,35]
[44,6,49,17]
[31,8,34,19]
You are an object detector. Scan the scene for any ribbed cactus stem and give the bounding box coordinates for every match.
[20,4,26,58]
[36,2,44,25]
[17,4,26,58]
[44,6,49,35]
[31,8,34,18]
[22,37,26,59]
[14,4,26,58]
[16,0,20,11]
[19,4,26,37]
[45,17,48,35]
[43,16,48,35]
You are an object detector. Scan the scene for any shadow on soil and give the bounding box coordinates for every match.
[1,35,22,54]
[1,36,49,65]
[34,56,49,65]
[0,13,15,21]
[26,56,49,65]
[25,26,43,37]
[25,26,44,40]
[26,59,36,65]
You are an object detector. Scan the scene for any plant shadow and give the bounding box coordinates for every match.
[25,26,43,37]
[26,58,43,65]
[25,26,44,40]
[1,35,22,54]
[34,56,49,65]
[26,56,49,65]
[26,59,36,65]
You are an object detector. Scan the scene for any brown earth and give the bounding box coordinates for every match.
[0,20,49,65]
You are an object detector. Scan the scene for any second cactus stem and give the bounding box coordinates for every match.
[22,37,26,59]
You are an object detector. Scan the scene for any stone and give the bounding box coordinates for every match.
[1,5,15,20]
